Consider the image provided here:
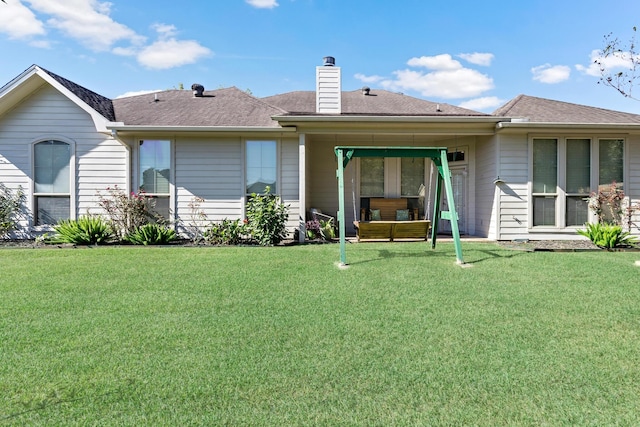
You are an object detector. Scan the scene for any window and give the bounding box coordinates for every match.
[246,141,277,194]
[599,139,624,190]
[34,140,71,225]
[532,139,557,226]
[531,137,624,228]
[401,157,425,197]
[565,139,590,226]
[360,157,384,197]
[139,140,171,219]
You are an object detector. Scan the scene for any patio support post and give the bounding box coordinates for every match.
[336,148,347,265]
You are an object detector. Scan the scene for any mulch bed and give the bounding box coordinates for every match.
[0,238,634,252]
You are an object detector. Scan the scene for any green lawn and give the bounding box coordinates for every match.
[1,243,639,426]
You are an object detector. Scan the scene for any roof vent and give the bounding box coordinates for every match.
[362,86,370,96]
[323,56,335,67]
[191,83,205,97]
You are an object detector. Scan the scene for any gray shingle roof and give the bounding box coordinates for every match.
[263,89,488,116]
[40,67,116,122]
[493,94,640,124]
[113,87,287,127]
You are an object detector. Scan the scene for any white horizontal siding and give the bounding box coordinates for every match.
[0,84,127,234]
[474,136,497,238]
[175,138,243,226]
[496,135,529,240]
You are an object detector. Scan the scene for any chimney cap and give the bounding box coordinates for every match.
[322,56,336,66]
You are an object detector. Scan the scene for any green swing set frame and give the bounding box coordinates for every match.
[334,146,464,266]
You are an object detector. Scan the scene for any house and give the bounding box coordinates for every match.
[1,58,639,241]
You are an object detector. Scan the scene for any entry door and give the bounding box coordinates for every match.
[439,167,467,234]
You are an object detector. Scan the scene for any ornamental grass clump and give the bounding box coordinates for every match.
[52,216,114,245]
[126,223,177,245]
[577,222,638,249]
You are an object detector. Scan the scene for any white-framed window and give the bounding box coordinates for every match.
[34,140,71,225]
[139,139,171,219]
[530,137,624,228]
[246,140,277,195]
[359,157,384,197]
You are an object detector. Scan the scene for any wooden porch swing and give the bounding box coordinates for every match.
[334,146,464,266]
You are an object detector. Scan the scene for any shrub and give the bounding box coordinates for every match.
[96,186,161,241]
[245,186,289,246]
[126,223,177,245]
[52,216,114,245]
[0,184,26,238]
[305,219,321,239]
[305,218,335,241]
[577,222,638,249]
[204,219,248,245]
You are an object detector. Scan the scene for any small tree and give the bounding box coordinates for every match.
[0,184,26,238]
[245,186,289,246]
[96,186,160,241]
[596,27,640,100]
[586,182,639,231]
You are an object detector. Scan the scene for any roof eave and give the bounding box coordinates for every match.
[273,114,507,124]
[496,122,640,132]
[0,65,112,132]
[106,124,297,133]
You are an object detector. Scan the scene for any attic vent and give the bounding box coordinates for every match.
[362,86,370,96]
[323,56,335,66]
[191,83,205,97]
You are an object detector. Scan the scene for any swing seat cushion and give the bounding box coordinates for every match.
[395,209,410,221]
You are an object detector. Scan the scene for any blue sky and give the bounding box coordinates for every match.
[1,0,639,113]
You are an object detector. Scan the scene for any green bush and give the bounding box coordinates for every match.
[126,223,177,245]
[52,216,114,245]
[204,219,248,245]
[0,184,25,238]
[577,222,638,249]
[245,187,289,246]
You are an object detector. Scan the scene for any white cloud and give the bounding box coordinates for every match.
[0,1,212,70]
[407,54,462,71]
[116,89,162,99]
[381,67,494,99]
[369,53,494,99]
[25,0,145,51]
[137,38,212,70]
[354,73,384,84]
[531,64,571,84]
[458,96,504,111]
[458,52,494,66]
[246,0,279,8]
[0,0,46,39]
[576,49,635,77]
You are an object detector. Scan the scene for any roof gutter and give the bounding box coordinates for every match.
[496,121,640,132]
[106,124,297,133]
[273,115,509,124]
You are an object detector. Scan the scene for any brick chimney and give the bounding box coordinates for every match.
[316,56,341,114]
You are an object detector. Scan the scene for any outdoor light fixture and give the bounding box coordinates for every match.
[493,176,504,185]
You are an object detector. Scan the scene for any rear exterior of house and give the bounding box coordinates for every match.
[1,60,640,242]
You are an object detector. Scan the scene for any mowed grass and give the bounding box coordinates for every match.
[1,243,640,426]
